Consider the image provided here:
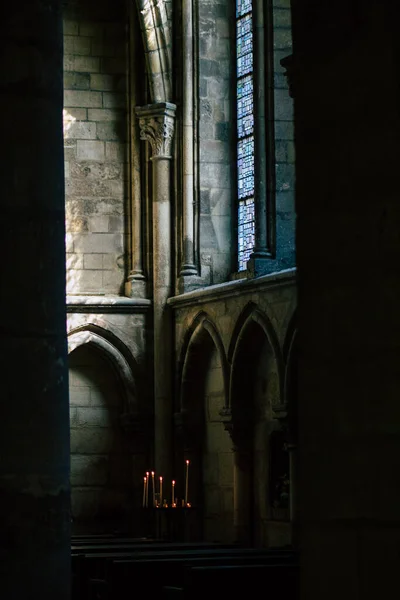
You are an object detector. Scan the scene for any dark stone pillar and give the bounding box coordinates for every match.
[292,1,400,598]
[0,2,70,598]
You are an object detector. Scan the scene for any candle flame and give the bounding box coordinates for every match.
[172,480,175,485]
[151,471,155,476]
[186,460,190,465]
[146,471,149,476]
[160,476,163,481]
[144,476,147,481]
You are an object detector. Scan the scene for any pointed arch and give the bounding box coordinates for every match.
[135,0,172,103]
[177,312,229,413]
[68,325,139,417]
[228,304,284,410]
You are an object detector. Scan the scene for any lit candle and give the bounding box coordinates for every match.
[159,476,163,507]
[151,471,155,507]
[185,460,190,506]
[172,480,175,506]
[143,476,147,508]
[145,472,149,508]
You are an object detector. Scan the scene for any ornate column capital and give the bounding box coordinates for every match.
[220,407,251,453]
[136,102,176,158]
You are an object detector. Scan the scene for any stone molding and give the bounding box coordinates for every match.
[66,295,151,314]
[136,102,176,158]
[168,267,296,308]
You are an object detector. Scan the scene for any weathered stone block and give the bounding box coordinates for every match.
[66,253,83,270]
[70,429,121,454]
[105,141,128,161]
[67,269,103,293]
[83,253,103,270]
[67,55,100,73]
[64,35,91,56]
[72,232,123,254]
[90,74,115,91]
[88,108,124,122]
[274,88,293,121]
[64,72,90,90]
[70,455,109,486]
[76,140,105,161]
[108,215,124,233]
[75,407,115,428]
[64,90,102,108]
[273,28,293,50]
[101,57,126,74]
[79,22,104,38]
[102,92,126,109]
[273,8,292,28]
[64,20,79,35]
[69,387,92,406]
[65,121,96,140]
[89,216,109,233]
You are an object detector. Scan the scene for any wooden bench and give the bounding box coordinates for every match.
[108,548,297,600]
[164,562,299,600]
[72,542,242,600]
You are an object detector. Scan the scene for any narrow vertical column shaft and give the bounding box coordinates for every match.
[136,103,176,482]
[0,1,70,598]
[180,0,197,276]
[126,1,145,295]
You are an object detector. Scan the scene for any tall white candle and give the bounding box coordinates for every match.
[143,476,147,508]
[145,472,149,507]
[172,480,175,506]
[185,460,190,506]
[159,476,163,507]
[151,471,155,507]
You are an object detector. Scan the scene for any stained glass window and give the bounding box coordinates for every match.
[236,0,255,271]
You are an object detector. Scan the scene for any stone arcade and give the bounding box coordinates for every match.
[0,0,399,599]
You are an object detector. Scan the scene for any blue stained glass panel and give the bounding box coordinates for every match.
[237,113,254,138]
[237,52,253,78]
[236,0,255,271]
[236,0,252,18]
[236,30,253,60]
[237,75,253,99]
[238,198,255,270]
[237,14,252,42]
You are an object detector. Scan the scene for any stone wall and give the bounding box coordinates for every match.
[195,0,295,283]
[69,344,132,530]
[63,0,128,295]
[170,271,296,545]
[197,0,234,284]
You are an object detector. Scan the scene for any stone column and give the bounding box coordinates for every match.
[222,411,253,545]
[0,1,70,599]
[180,0,198,279]
[136,103,176,480]
[292,1,400,598]
[125,0,146,297]
[247,0,274,277]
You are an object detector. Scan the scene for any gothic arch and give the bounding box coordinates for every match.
[177,312,229,413]
[135,0,172,103]
[228,304,284,410]
[68,325,139,417]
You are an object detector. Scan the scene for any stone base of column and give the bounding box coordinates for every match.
[246,254,274,278]
[125,274,147,298]
[177,274,205,294]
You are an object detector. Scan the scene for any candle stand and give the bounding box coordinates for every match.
[141,506,197,541]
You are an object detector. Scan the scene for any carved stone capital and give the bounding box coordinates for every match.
[136,102,176,158]
[220,408,251,452]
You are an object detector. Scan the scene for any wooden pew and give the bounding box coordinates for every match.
[72,541,240,600]
[108,548,297,600]
[164,562,299,600]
